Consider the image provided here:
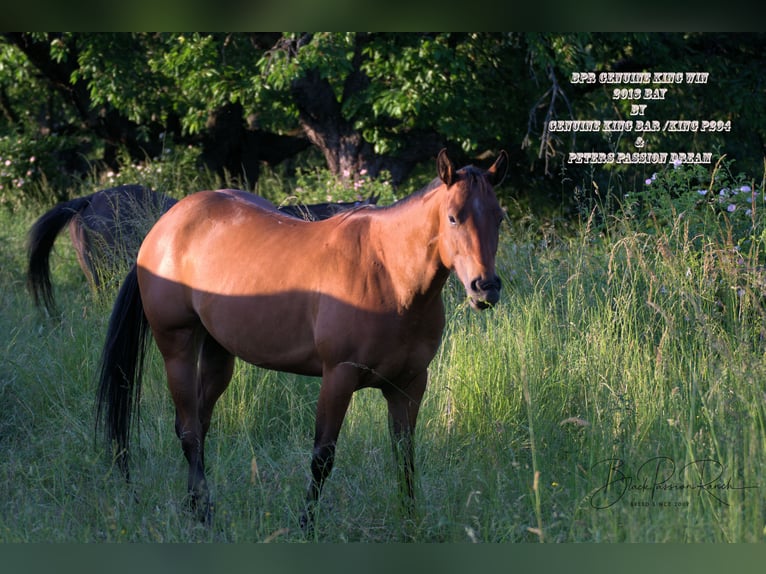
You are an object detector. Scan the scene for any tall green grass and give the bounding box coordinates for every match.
[1,164,764,542]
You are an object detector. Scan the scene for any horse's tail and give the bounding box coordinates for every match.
[27,195,93,313]
[95,264,151,478]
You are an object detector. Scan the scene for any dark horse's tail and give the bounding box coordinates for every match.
[95,265,151,477]
[27,195,92,314]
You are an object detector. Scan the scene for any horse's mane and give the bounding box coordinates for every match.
[331,164,486,223]
[383,176,442,210]
[382,165,486,210]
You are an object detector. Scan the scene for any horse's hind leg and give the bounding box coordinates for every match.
[196,334,235,458]
[159,328,234,522]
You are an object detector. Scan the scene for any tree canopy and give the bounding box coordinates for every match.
[1,33,764,209]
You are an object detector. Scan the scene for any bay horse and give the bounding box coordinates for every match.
[96,149,508,528]
[27,185,378,314]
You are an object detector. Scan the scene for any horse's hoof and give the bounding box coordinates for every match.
[200,501,215,525]
[186,493,214,525]
[299,510,314,534]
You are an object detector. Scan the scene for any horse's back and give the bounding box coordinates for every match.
[139,189,328,286]
[137,189,330,373]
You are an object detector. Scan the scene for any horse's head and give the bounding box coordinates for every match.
[436,149,508,310]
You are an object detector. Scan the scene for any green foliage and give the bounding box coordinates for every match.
[356,33,516,155]
[148,33,258,134]
[253,32,524,155]
[0,40,86,208]
[72,34,165,126]
[286,165,398,207]
[7,33,531,155]
[0,40,74,133]
[0,133,80,209]
[2,32,766,214]
[92,140,221,199]
[258,32,356,95]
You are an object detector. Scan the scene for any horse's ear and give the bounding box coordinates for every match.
[487,150,509,188]
[437,148,455,186]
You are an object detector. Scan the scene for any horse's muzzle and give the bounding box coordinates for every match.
[469,276,502,310]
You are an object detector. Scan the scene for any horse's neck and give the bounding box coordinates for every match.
[369,191,449,309]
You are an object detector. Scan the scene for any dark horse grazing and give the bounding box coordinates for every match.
[27,185,174,313]
[96,149,508,529]
[27,185,377,314]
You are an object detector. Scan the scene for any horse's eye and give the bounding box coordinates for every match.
[448,214,457,225]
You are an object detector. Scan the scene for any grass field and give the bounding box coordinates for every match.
[1,168,765,542]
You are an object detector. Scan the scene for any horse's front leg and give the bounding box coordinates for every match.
[300,364,356,532]
[382,372,428,510]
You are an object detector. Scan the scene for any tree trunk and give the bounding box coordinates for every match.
[291,68,361,177]
[199,102,310,189]
[290,67,442,187]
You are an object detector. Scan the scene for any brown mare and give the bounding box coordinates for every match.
[96,149,508,528]
[27,185,377,314]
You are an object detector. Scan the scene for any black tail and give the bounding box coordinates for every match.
[27,195,93,314]
[95,265,151,477]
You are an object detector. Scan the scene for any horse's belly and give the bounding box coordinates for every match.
[199,293,323,377]
[236,334,323,377]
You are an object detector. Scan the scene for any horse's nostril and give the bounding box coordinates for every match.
[472,276,501,293]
